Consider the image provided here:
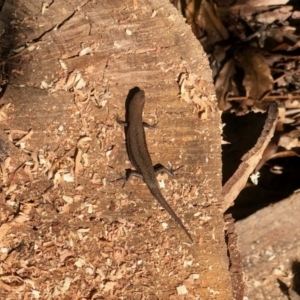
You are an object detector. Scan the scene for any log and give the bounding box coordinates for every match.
[0,0,232,298]
[236,193,300,299]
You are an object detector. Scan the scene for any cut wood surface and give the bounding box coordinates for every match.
[236,192,300,299]
[0,0,233,299]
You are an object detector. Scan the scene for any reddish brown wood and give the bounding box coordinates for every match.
[0,0,233,298]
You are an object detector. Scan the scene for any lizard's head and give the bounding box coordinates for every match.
[132,90,145,107]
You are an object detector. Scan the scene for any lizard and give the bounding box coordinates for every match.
[118,88,193,242]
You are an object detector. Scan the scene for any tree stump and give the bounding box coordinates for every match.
[0,0,233,298]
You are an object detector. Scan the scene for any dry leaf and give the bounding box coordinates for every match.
[235,47,273,101]
[256,6,292,23]
[197,0,229,42]
[215,59,236,110]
